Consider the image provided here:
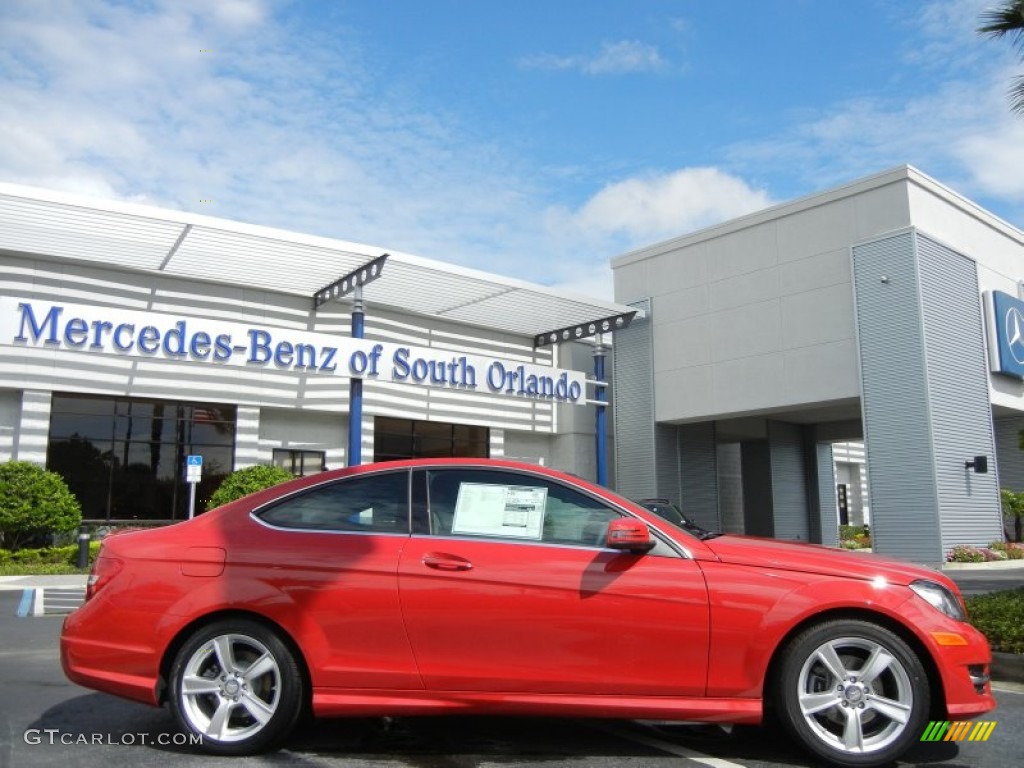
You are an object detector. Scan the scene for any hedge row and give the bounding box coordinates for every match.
[966,588,1024,655]
[0,541,101,567]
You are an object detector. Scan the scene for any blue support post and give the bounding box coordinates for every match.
[594,335,607,487]
[347,287,365,466]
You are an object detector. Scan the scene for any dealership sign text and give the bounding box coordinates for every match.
[1,299,585,405]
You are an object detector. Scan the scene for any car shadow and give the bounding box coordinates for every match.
[31,694,969,766]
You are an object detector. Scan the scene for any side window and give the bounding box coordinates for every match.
[426,469,618,547]
[257,471,409,533]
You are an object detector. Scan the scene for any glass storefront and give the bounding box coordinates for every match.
[47,394,236,521]
[374,417,488,462]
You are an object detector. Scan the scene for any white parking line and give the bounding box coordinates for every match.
[992,683,1024,694]
[14,587,86,617]
[594,722,747,768]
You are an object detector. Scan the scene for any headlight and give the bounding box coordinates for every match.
[909,579,966,622]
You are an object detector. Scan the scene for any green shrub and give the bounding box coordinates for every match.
[1001,489,1024,542]
[946,544,986,563]
[838,525,871,549]
[990,541,1024,560]
[840,524,867,539]
[0,461,82,550]
[206,465,294,511]
[0,541,100,573]
[966,588,1024,654]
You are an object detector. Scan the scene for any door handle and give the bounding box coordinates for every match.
[422,553,473,571]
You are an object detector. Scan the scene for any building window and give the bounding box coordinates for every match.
[272,449,326,477]
[374,417,488,462]
[46,394,236,522]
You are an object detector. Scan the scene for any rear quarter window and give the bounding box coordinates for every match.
[257,470,409,533]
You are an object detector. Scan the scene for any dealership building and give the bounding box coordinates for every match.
[2,166,1023,565]
[0,183,631,522]
[611,165,1024,564]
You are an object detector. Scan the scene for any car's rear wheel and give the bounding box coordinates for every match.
[777,619,929,767]
[168,619,305,755]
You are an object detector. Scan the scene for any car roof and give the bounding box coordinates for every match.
[255,457,620,504]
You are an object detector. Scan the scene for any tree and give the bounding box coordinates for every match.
[1001,488,1024,542]
[206,465,294,511]
[0,461,82,550]
[978,0,1024,115]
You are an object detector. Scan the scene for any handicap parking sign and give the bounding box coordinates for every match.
[186,455,202,482]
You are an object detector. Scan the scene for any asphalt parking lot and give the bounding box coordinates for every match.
[1,586,1021,768]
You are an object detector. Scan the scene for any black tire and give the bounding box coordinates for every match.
[168,619,305,755]
[776,619,930,767]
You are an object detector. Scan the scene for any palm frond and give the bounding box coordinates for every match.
[1011,74,1024,115]
[978,1,1024,52]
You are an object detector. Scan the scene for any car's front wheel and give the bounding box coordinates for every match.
[776,619,930,767]
[168,619,305,755]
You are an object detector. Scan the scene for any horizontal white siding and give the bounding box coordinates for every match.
[0,255,559,434]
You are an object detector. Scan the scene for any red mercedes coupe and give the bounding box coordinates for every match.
[61,458,994,766]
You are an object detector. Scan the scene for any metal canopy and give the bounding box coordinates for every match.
[0,183,643,338]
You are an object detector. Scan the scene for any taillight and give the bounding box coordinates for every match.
[85,553,123,601]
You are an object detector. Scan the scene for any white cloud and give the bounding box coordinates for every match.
[723,0,1024,226]
[0,0,555,281]
[955,119,1024,200]
[549,269,615,303]
[548,167,774,248]
[4,0,1018,312]
[0,2,705,305]
[725,72,1019,208]
[521,40,667,75]
[534,167,775,300]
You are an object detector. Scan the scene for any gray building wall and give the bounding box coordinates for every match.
[852,230,1001,563]
[717,442,745,533]
[0,389,18,461]
[994,414,1024,492]
[612,299,658,501]
[852,231,943,562]
[768,421,811,541]
[610,167,1024,562]
[916,234,1002,552]
[811,440,840,547]
[678,422,719,529]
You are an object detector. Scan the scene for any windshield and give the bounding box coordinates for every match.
[635,500,721,540]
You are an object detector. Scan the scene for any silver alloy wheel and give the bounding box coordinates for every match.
[178,632,282,743]
[796,635,914,755]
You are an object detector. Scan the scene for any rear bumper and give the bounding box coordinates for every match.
[60,606,162,707]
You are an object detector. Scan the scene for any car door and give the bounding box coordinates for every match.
[397,467,711,696]
[244,468,421,690]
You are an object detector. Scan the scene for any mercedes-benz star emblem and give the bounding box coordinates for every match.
[1006,306,1024,366]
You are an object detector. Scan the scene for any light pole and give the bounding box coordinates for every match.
[312,253,388,467]
[534,311,635,486]
[593,333,607,487]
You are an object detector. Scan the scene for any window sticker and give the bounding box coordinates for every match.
[452,483,547,540]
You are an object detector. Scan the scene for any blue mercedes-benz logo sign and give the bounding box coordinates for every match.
[1006,306,1024,365]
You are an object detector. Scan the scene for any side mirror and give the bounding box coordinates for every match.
[606,518,655,553]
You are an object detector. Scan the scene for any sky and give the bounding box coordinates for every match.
[2,0,1024,299]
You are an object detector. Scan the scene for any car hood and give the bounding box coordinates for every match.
[701,534,943,587]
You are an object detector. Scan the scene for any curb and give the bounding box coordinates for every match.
[0,575,88,591]
[992,652,1024,684]
[943,560,1024,571]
